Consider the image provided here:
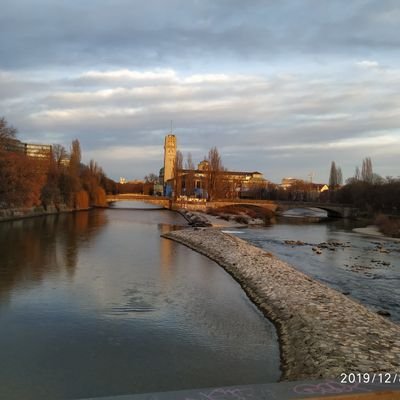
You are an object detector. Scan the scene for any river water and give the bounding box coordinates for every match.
[234,209,400,323]
[0,205,280,400]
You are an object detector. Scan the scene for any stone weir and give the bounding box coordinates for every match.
[162,228,400,381]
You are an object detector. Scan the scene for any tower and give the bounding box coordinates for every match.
[163,134,177,183]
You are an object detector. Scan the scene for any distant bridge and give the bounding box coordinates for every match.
[106,195,359,218]
[207,199,359,218]
[106,194,170,208]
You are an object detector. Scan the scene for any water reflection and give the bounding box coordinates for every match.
[110,200,164,209]
[0,209,280,399]
[0,212,107,302]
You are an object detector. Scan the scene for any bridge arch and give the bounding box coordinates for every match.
[276,205,340,218]
[106,194,170,208]
[207,200,357,218]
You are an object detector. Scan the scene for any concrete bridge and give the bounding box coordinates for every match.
[106,195,359,218]
[106,194,170,208]
[207,199,359,218]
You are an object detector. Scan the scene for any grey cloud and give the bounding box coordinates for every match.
[3,65,398,180]
[1,0,399,70]
[1,0,399,180]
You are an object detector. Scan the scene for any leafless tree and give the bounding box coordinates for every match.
[173,150,183,199]
[144,173,158,183]
[0,117,17,147]
[68,139,82,202]
[337,167,343,186]
[207,146,225,200]
[354,166,361,181]
[329,161,338,189]
[185,152,195,196]
[52,144,68,168]
[361,157,373,183]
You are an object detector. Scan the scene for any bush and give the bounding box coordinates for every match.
[374,214,400,238]
[234,215,249,224]
[75,190,89,209]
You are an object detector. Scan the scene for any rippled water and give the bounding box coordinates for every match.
[235,211,400,323]
[0,207,280,399]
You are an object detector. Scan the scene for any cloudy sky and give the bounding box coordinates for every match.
[1,0,399,182]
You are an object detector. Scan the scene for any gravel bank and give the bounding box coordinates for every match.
[353,225,400,242]
[162,228,400,381]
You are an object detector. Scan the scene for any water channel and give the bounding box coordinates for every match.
[233,209,400,323]
[0,204,280,400]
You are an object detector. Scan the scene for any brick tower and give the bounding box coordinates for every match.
[163,134,177,183]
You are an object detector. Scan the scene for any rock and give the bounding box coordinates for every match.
[163,228,400,381]
[284,240,305,246]
[377,310,391,317]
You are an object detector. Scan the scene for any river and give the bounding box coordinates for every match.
[0,205,280,400]
[233,209,400,323]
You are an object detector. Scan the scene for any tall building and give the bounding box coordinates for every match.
[163,134,177,183]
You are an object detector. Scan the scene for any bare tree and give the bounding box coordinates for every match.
[52,144,68,168]
[337,167,343,186]
[207,146,224,200]
[185,152,195,170]
[68,139,82,205]
[144,173,158,183]
[0,117,17,148]
[361,157,373,183]
[354,166,361,181]
[173,150,183,199]
[329,161,338,189]
[185,152,195,196]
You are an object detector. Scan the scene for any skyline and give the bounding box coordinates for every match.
[1,0,399,182]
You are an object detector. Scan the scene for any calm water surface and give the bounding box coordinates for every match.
[235,209,400,323]
[0,205,280,399]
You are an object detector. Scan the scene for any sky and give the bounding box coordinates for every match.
[1,0,399,183]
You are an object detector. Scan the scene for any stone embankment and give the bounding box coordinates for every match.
[178,209,265,228]
[0,205,89,222]
[177,210,212,227]
[162,228,400,381]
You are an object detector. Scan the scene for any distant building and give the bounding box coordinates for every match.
[280,177,328,193]
[174,166,267,200]
[119,177,127,184]
[280,177,299,189]
[279,177,329,201]
[161,134,268,200]
[2,138,52,161]
[2,138,52,174]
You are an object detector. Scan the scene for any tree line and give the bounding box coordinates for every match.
[0,117,113,210]
[332,157,400,215]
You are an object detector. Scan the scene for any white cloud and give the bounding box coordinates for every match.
[356,60,380,69]
[2,65,400,181]
[79,69,178,84]
[267,134,400,151]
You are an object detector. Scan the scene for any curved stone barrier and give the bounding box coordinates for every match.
[162,228,400,381]
[176,209,212,227]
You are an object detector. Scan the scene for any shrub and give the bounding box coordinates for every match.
[234,215,249,224]
[374,214,400,238]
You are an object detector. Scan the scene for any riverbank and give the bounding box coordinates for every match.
[0,205,91,223]
[162,228,400,381]
[353,225,400,242]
